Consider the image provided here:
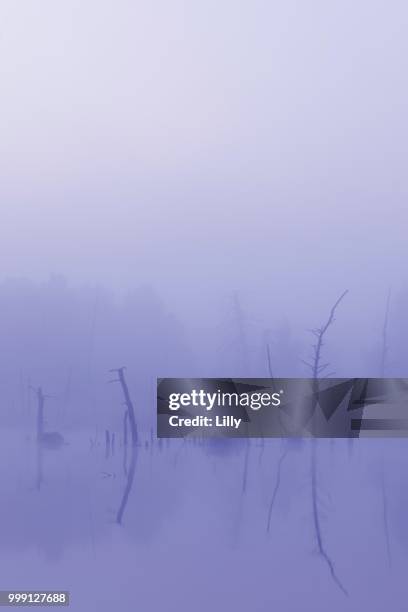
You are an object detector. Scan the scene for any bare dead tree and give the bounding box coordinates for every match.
[108,368,138,525]
[304,291,349,597]
[31,386,64,490]
[109,367,138,446]
[32,386,65,450]
[303,290,348,379]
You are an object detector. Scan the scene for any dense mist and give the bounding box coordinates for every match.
[1,2,408,610]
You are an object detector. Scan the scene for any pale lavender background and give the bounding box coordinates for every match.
[0,2,408,610]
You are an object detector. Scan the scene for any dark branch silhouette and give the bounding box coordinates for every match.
[109,368,138,446]
[116,448,137,525]
[109,368,138,524]
[31,386,65,491]
[303,290,349,379]
[311,441,347,595]
[33,386,65,451]
[306,291,349,597]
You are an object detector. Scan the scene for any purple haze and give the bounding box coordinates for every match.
[1,1,408,609]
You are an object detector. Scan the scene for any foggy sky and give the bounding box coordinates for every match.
[1,1,407,334]
[1,7,408,608]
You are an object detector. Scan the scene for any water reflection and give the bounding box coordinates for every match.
[117,448,137,525]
